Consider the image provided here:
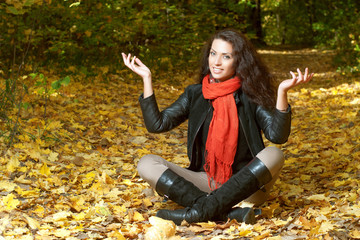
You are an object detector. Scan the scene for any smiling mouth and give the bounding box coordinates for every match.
[212,67,223,73]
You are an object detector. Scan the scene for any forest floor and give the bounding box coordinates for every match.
[0,47,359,239]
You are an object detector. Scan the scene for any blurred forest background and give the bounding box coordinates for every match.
[1,0,359,78]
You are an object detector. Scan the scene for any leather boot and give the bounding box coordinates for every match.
[213,207,256,224]
[156,157,272,225]
[156,169,257,223]
[155,169,206,207]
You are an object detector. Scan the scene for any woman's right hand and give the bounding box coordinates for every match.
[122,53,151,80]
[122,53,154,97]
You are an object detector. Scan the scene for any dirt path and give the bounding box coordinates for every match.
[259,47,336,75]
[259,47,340,89]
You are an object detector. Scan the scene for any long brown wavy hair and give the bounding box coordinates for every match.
[199,29,276,108]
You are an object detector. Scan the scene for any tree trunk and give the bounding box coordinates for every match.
[251,0,264,45]
[304,0,315,43]
[254,0,262,40]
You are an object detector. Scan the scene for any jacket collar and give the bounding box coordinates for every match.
[234,89,242,104]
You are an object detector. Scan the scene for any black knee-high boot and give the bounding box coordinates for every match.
[156,157,272,225]
[155,169,206,207]
[155,168,257,224]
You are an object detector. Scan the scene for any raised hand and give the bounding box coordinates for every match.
[276,68,314,111]
[279,68,314,93]
[122,53,151,79]
[121,53,153,98]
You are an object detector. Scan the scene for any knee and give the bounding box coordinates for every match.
[137,154,169,189]
[257,146,284,175]
[269,146,285,166]
[137,154,157,178]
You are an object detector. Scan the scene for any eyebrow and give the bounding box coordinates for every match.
[210,48,233,56]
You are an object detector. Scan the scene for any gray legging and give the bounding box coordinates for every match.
[137,146,284,206]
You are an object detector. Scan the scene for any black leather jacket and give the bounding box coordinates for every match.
[139,84,291,172]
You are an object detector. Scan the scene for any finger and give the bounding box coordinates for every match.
[130,56,138,70]
[135,57,145,67]
[122,53,129,66]
[304,67,309,80]
[121,53,128,63]
[306,73,315,82]
[123,53,131,67]
[290,71,296,78]
[297,68,303,81]
[289,71,298,86]
[125,54,136,71]
[131,56,136,65]
[126,53,132,65]
[129,55,136,69]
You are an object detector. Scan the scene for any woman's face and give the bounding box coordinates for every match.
[208,39,236,82]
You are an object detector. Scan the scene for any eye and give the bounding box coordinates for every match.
[210,51,216,56]
[223,55,231,59]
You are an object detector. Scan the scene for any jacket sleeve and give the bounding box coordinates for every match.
[139,88,191,133]
[255,105,292,144]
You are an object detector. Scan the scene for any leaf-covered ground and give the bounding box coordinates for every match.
[0,48,359,239]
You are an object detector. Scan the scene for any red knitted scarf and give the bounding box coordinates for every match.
[202,74,241,190]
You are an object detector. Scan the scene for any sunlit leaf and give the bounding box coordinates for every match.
[2,193,20,210]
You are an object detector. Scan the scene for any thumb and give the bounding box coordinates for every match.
[135,57,146,67]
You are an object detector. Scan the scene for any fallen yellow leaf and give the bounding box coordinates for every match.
[40,163,51,176]
[24,214,40,230]
[133,211,145,221]
[2,193,20,210]
[145,216,176,240]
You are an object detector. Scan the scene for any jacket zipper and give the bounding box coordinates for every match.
[238,108,255,158]
[190,102,212,162]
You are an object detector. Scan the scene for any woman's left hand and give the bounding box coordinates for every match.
[279,68,314,93]
[276,68,314,111]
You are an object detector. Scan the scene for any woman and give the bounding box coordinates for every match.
[122,29,313,225]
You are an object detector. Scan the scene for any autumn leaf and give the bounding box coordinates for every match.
[0,180,18,192]
[145,216,176,240]
[23,214,40,230]
[40,162,51,176]
[1,193,20,210]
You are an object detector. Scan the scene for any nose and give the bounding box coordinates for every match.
[214,55,222,65]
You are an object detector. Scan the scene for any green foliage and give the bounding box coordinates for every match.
[1,0,359,78]
[0,75,28,147]
[0,0,255,79]
[30,73,70,118]
[0,78,17,120]
[311,1,359,73]
[0,70,70,148]
[51,76,71,90]
[262,0,360,73]
[336,34,360,74]
[262,0,314,45]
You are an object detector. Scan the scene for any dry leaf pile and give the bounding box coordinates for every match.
[0,49,359,239]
